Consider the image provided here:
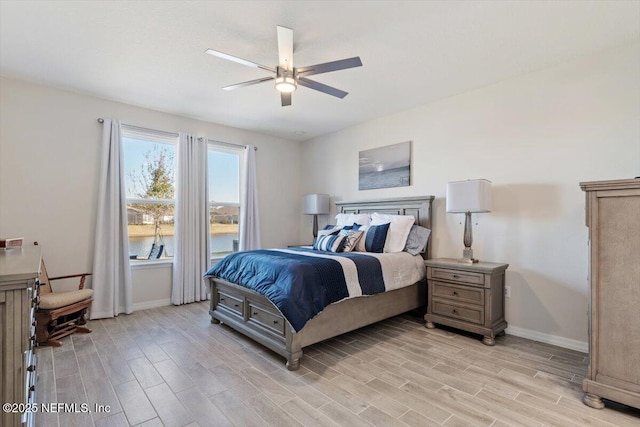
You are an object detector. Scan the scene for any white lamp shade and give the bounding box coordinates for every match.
[303,194,330,215]
[446,179,492,213]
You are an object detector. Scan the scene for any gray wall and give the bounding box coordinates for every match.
[298,44,640,350]
[0,77,302,307]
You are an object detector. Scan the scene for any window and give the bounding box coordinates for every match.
[208,143,242,257]
[122,128,177,261]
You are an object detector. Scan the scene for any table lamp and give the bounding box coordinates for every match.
[303,194,330,239]
[446,179,492,263]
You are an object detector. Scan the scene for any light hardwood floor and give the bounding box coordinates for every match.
[34,301,640,427]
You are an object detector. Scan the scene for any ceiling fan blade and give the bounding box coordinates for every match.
[296,57,362,76]
[298,77,348,99]
[222,76,274,91]
[281,92,292,107]
[277,25,294,70]
[205,49,275,73]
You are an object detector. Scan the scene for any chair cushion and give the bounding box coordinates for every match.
[39,289,93,310]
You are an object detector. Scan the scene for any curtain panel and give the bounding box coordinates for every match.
[172,133,210,305]
[91,119,133,318]
[239,145,261,251]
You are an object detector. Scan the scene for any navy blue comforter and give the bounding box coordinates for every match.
[204,248,384,332]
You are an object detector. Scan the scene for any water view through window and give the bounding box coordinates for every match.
[208,147,240,256]
[123,135,242,260]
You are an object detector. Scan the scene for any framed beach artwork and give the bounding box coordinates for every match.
[359,141,411,190]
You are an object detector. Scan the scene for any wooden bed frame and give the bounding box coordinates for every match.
[208,196,434,370]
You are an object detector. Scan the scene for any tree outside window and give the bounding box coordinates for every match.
[123,134,177,260]
[129,147,175,245]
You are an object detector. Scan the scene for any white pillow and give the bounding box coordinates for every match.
[335,213,371,227]
[370,213,415,253]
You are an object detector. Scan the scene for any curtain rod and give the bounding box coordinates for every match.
[97,118,256,151]
[198,137,257,151]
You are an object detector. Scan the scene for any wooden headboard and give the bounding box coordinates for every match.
[334,196,435,259]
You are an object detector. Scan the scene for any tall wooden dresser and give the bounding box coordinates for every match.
[580,179,640,410]
[0,245,40,427]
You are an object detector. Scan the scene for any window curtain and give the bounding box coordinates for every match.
[172,133,210,305]
[91,119,133,318]
[239,145,261,250]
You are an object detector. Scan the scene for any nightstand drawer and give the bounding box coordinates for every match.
[432,299,484,325]
[431,268,485,286]
[248,302,285,335]
[218,291,244,316]
[432,281,484,305]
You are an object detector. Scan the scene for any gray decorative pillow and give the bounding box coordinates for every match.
[338,229,364,252]
[404,225,431,255]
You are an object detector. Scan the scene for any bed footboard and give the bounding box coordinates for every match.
[208,277,425,370]
[209,278,302,370]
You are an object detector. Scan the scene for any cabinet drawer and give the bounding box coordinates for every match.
[431,268,485,286]
[432,299,484,325]
[218,291,244,316]
[432,281,484,305]
[248,302,285,336]
[24,350,36,403]
[29,312,37,350]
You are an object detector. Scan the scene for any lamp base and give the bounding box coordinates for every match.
[461,248,479,263]
[460,213,479,263]
[312,214,319,239]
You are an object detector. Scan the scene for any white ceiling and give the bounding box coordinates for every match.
[1,1,638,141]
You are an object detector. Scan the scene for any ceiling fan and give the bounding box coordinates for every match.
[205,26,362,107]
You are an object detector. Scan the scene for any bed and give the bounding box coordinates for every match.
[205,196,434,370]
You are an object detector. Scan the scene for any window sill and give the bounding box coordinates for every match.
[129,256,228,271]
[130,259,173,270]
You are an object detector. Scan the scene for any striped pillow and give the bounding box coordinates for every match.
[354,223,390,253]
[313,232,347,252]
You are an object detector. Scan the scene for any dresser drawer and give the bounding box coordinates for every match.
[24,350,37,407]
[432,281,484,305]
[431,268,485,286]
[218,291,244,316]
[248,302,285,336]
[432,299,484,325]
[29,310,37,350]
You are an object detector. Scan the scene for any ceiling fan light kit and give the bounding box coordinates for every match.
[275,68,297,93]
[206,25,362,106]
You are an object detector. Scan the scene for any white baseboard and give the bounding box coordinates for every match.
[132,298,171,311]
[506,325,588,353]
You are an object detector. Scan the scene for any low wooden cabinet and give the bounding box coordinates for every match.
[425,258,508,345]
[1,245,41,427]
[580,179,640,410]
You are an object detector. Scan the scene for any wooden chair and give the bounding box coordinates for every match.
[35,255,94,347]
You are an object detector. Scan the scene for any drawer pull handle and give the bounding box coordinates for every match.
[273,320,278,324]
[452,291,458,296]
[452,275,459,278]
[452,309,458,314]
[220,298,225,302]
[234,303,239,308]
[253,312,258,316]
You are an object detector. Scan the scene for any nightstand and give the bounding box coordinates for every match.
[424,258,508,345]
